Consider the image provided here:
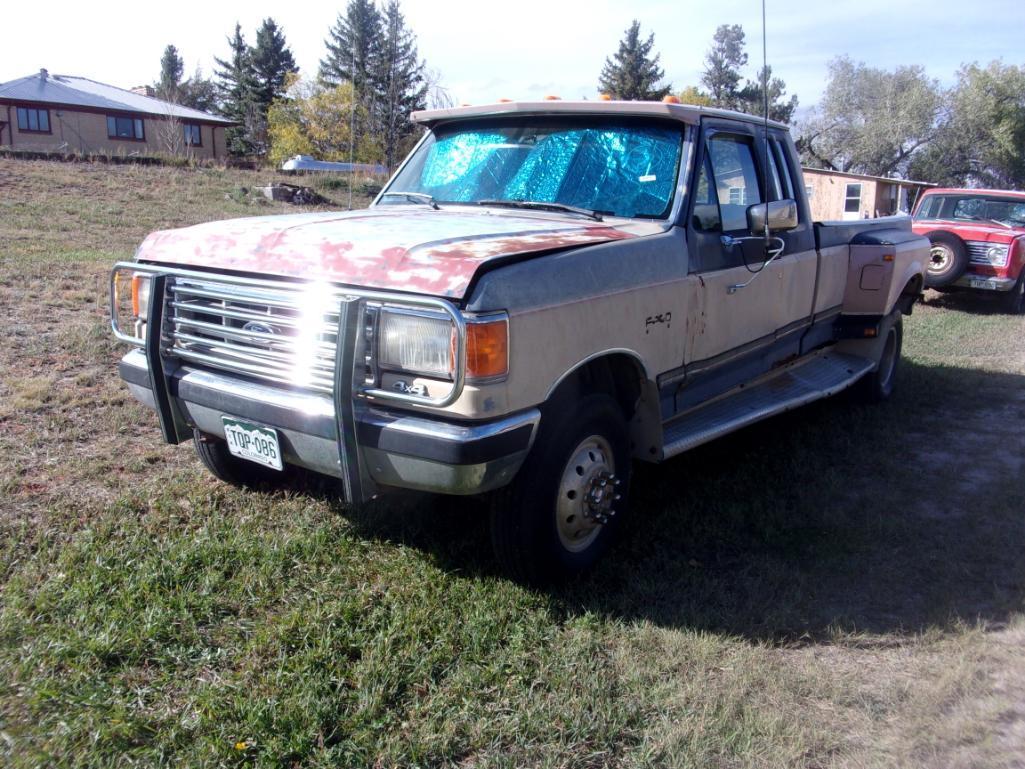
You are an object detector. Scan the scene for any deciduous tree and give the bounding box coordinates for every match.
[797,57,940,178]
[267,78,376,167]
[910,62,1025,188]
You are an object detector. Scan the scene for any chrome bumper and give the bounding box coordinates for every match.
[119,349,539,500]
[952,274,1017,291]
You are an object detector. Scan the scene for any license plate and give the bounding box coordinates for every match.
[970,277,1000,290]
[221,417,283,471]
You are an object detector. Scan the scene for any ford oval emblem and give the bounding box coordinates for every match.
[242,321,276,335]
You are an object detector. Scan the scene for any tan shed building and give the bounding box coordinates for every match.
[802,167,934,221]
[0,70,234,160]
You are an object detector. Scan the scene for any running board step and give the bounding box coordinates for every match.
[661,352,874,459]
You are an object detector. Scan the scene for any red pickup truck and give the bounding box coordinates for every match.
[911,188,1025,313]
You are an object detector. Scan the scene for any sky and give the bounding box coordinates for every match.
[2,0,1023,113]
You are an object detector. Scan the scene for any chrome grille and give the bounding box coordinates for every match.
[166,277,342,393]
[967,241,1009,267]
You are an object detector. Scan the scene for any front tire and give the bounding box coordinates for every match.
[1001,273,1025,315]
[489,394,631,583]
[193,429,292,489]
[857,315,903,403]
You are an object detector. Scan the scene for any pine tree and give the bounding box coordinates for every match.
[320,0,386,160]
[179,69,219,114]
[737,65,799,124]
[377,0,427,168]
[215,23,260,155]
[701,24,747,110]
[320,0,384,97]
[597,21,671,101]
[252,19,298,114]
[157,45,185,101]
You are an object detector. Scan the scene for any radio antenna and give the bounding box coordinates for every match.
[761,0,770,243]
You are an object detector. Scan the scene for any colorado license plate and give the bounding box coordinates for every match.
[222,417,283,471]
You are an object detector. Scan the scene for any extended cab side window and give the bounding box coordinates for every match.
[694,135,763,233]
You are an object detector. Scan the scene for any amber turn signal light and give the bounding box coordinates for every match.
[465,319,509,380]
[131,274,143,317]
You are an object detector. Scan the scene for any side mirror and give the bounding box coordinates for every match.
[747,199,798,234]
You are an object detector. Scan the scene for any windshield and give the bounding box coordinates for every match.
[915,193,1025,228]
[381,118,688,219]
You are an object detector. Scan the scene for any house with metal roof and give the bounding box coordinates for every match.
[0,69,235,159]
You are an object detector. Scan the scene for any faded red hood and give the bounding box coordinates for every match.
[137,208,641,298]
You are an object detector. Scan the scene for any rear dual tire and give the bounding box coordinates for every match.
[857,315,903,403]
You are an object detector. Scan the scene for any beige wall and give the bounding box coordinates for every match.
[1,105,226,160]
[804,171,879,221]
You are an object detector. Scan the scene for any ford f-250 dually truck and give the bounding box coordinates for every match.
[110,101,928,581]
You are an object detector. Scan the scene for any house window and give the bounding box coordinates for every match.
[183,123,202,146]
[107,115,145,141]
[805,185,814,199]
[16,106,50,133]
[844,183,862,214]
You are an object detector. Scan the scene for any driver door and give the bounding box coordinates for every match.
[677,121,817,411]
[685,124,783,366]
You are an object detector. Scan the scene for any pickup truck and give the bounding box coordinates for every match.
[110,101,928,582]
[911,187,1025,313]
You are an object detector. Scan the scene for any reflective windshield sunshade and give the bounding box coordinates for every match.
[384,119,685,219]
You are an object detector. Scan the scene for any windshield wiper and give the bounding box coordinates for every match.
[380,191,439,210]
[478,199,603,222]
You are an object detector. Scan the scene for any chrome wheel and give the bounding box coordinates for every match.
[928,243,952,275]
[555,434,619,553]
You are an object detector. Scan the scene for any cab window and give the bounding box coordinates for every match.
[693,134,763,233]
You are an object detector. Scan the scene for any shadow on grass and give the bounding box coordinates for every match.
[921,287,1018,316]
[322,359,1025,644]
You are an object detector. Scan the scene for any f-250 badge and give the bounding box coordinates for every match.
[645,312,672,333]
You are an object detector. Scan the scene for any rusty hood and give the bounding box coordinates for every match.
[136,208,642,299]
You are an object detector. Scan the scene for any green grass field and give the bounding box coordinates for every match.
[1,157,1023,768]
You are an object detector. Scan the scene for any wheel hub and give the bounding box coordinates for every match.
[584,470,621,525]
[555,435,619,552]
[929,245,951,273]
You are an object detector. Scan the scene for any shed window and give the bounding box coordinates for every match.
[107,115,145,140]
[183,123,201,146]
[844,183,862,214]
[16,107,50,133]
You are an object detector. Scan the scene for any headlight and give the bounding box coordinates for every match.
[985,244,1009,266]
[378,308,454,378]
[968,241,1009,267]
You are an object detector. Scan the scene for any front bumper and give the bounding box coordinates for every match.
[119,349,538,500]
[952,273,1017,291]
